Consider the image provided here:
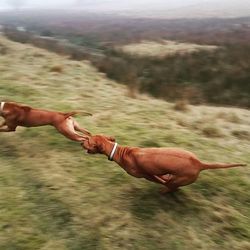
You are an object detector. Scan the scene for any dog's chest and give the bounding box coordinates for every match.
[122,164,144,178]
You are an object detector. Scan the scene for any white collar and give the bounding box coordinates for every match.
[0,102,5,114]
[108,143,118,161]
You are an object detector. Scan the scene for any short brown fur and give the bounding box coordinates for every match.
[81,135,246,193]
[0,102,91,141]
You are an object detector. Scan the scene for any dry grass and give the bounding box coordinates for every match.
[119,40,218,58]
[0,35,249,250]
[216,111,242,123]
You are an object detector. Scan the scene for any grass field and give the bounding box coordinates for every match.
[0,36,249,250]
[118,40,217,58]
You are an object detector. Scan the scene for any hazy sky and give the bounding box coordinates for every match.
[0,0,208,10]
[1,0,250,18]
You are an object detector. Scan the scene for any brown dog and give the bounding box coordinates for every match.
[0,101,91,141]
[81,135,246,193]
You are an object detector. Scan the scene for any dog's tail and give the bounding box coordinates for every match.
[64,111,92,118]
[200,162,247,171]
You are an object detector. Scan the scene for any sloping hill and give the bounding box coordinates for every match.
[0,36,249,250]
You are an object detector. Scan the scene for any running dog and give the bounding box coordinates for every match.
[81,134,246,193]
[0,101,91,141]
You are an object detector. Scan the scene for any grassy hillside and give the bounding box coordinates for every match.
[0,36,249,250]
[118,40,217,58]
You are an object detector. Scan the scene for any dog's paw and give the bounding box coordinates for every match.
[159,186,178,194]
[159,186,171,194]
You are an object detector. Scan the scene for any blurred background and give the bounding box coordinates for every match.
[0,1,249,249]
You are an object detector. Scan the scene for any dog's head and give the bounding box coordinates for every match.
[81,135,115,154]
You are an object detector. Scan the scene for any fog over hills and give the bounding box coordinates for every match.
[87,0,250,18]
[1,0,250,18]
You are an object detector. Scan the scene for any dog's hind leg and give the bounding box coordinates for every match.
[72,119,91,136]
[56,117,87,142]
[160,174,198,194]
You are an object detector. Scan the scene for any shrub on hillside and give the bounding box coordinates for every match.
[0,43,8,55]
[173,100,189,112]
[202,126,223,138]
[50,65,64,73]
[232,130,250,140]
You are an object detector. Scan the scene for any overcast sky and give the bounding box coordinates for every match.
[0,0,208,10]
[1,0,250,18]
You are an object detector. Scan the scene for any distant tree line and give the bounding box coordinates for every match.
[94,46,250,108]
[3,27,103,61]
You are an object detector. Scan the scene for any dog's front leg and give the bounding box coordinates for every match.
[0,120,6,128]
[153,175,167,184]
[143,174,166,184]
[0,121,16,132]
[0,126,16,132]
[144,174,173,186]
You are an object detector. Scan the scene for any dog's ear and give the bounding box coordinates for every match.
[107,136,116,142]
[80,136,90,146]
[81,137,91,151]
[81,135,90,141]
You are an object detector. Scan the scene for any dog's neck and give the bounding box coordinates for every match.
[98,139,123,163]
[97,139,131,167]
[108,142,118,161]
[0,102,5,114]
